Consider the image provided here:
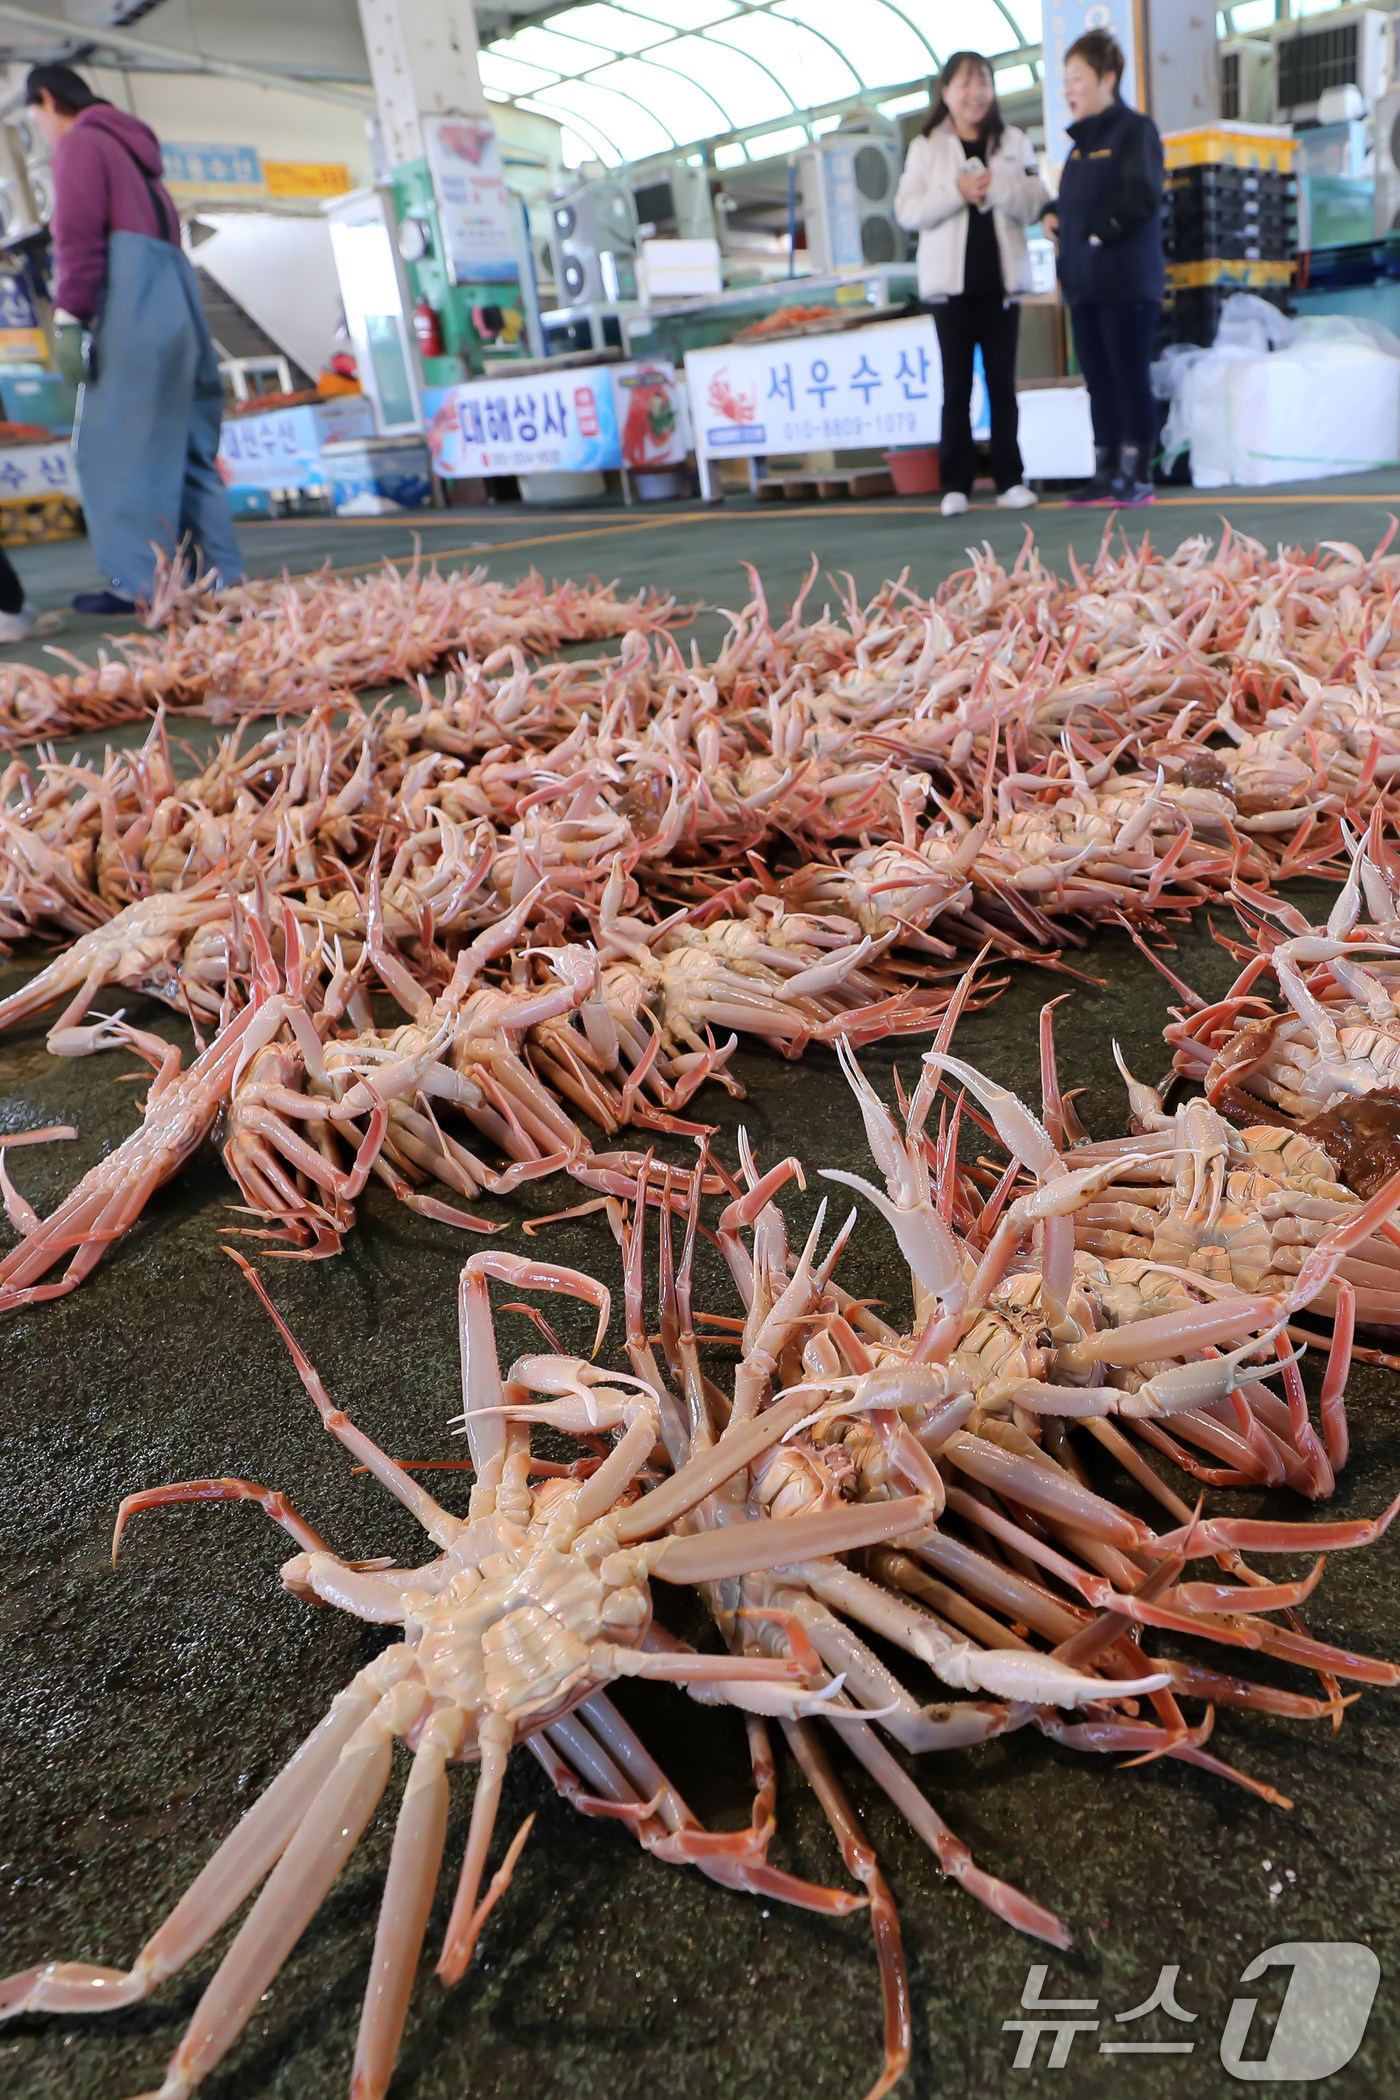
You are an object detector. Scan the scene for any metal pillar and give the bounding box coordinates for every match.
[355,0,528,381]
[1139,0,1220,135]
[356,0,489,166]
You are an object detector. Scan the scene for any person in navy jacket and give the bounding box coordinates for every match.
[1043,30,1164,506]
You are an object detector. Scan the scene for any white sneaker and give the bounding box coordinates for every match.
[0,608,35,642]
[996,484,1038,509]
[940,490,969,517]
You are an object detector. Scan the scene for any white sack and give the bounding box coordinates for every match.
[1184,340,1400,487]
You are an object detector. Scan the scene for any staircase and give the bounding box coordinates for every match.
[193,267,314,390]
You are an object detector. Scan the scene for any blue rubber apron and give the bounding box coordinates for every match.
[74,228,244,599]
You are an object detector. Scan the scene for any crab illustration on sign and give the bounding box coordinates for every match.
[619,366,680,466]
[707,369,758,424]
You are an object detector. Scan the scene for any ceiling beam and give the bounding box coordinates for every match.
[0,2,375,109]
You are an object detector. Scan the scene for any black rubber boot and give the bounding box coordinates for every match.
[1108,443,1155,507]
[1064,444,1114,505]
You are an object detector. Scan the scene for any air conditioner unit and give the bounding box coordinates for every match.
[631,161,716,243]
[1273,8,1388,121]
[0,123,44,241]
[1373,86,1400,231]
[1221,39,1273,124]
[797,134,908,273]
[8,107,51,229]
[547,178,638,308]
[25,163,55,226]
[10,108,46,169]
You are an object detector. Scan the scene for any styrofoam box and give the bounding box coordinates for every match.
[321,435,432,513]
[639,238,723,303]
[1015,384,1096,480]
[1185,345,1400,487]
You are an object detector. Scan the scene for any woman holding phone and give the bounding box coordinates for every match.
[1042,29,1165,505]
[894,51,1049,517]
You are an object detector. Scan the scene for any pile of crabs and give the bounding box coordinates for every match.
[6,526,1400,2097]
[0,554,685,741]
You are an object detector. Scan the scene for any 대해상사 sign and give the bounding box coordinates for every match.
[685,315,943,461]
[424,362,687,478]
[422,116,518,285]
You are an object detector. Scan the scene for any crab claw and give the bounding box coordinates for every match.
[934,1644,1172,1708]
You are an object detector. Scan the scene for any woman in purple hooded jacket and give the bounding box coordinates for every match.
[29,64,244,614]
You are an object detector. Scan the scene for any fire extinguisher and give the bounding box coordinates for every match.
[412,299,443,358]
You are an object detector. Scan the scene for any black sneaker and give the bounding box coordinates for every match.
[1064,445,1114,506]
[73,590,137,615]
[1107,443,1155,507]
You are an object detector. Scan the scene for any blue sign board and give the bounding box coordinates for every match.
[162,143,263,191]
[217,396,376,493]
[1041,1,1142,160]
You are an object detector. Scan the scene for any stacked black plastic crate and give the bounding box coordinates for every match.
[1159,162,1296,346]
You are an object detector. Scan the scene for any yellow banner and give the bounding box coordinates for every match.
[0,329,49,362]
[263,161,353,198]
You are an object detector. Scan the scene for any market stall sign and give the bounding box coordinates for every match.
[0,439,73,499]
[0,274,46,363]
[685,315,943,461]
[161,143,265,201]
[216,395,376,493]
[422,117,518,285]
[263,161,353,199]
[424,360,687,478]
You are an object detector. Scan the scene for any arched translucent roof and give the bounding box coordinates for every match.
[478,0,1042,166]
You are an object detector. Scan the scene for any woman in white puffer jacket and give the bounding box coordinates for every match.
[894,52,1049,516]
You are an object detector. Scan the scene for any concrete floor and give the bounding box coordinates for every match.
[1,493,1399,2100]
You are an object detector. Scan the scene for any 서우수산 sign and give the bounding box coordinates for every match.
[0,439,74,500]
[0,436,73,497]
[685,315,943,483]
[424,361,688,479]
[422,116,518,285]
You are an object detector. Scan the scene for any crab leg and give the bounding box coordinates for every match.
[540,1700,865,1912]
[1320,1280,1354,1468]
[838,1709,1071,1947]
[779,1585,1017,1750]
[457,1247,612,1483]
[150,1674,428,2099]
[784,1716,912,2100]
[611,1388,813,1542]
[230,1249,470,1557]
[646,1496,937,1583]
[0,1650,412,2023]
[438,1713,519,1984]
[530,1715,664,1826]
[350,1703,466,2100]
[800,1558,1169,1707]
[940,1430,1152,1549]
[111,1476,336,1561]
[1147,1492,1400,1557]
